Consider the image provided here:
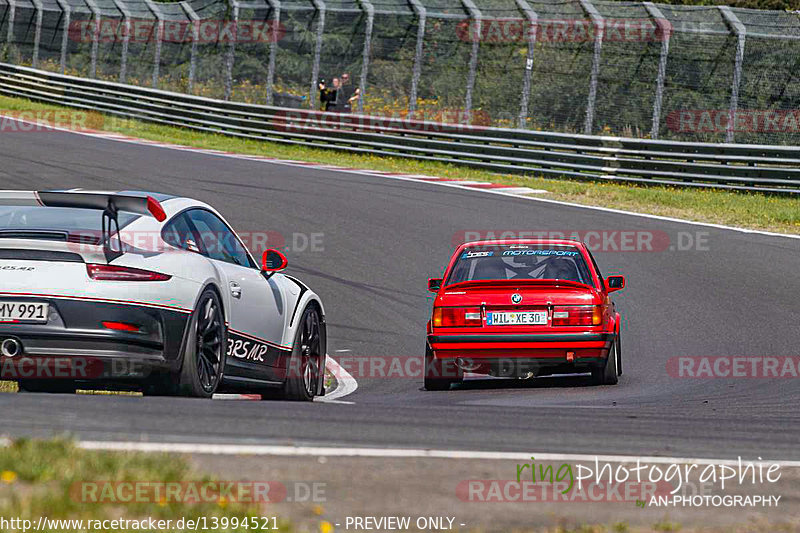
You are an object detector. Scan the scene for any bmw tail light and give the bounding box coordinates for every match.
[552,306,602,326]
[87,264,172,282]
[432,307,482,327]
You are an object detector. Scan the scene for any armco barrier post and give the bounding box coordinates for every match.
[643,2,671,140]
[179,1,199,92]
[111,0,131,83]
[579,0,603,135]
[719,6,745,144]
[84,0,100,78]
[309,0,325,108]
[265,0,281,105]
[53,0,70,73]
[143,0,164,88]
[356,0,373,114]
[515,0,537,128]
[407,0,425,115]
[460,0,481,120]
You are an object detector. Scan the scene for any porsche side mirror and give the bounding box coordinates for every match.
[262,249,288,273]
[428,278,442,292]
[606,275,625,292]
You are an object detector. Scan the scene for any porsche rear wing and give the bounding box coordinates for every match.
[0,191,166,221]
[0,191,168,261]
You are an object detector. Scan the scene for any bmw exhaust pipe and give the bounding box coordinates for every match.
[1,338,21,358]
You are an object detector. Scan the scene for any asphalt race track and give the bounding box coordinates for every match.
[1,123,800,460]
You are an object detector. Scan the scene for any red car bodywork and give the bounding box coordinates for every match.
[426,239,623,381]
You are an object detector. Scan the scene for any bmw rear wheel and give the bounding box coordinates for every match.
[591,334,620,386]
[423,344,463,391]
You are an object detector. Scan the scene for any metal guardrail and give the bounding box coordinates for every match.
[1,62,799,195]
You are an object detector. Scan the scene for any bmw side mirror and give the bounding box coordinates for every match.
[262,249,288,273]
[428,278,442,292]
[606,275,625,292]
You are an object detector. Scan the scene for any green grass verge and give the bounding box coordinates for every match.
[0,94,799,235]
[0,438,293,532]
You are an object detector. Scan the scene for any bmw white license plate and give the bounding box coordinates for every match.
[0,302,49,323]
[487,311,547,326]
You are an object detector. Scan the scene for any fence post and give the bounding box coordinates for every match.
[53,0,70,73]
[111,0,131,83]
[407,0,425,115]
[309,0,325,109]
[264,0,281,105]
[643,2,671,140]
[180,1,199,92]
[144,0,163,88]
[6,0,15,48]
[84,0,100,78]
[719,6,745,143]
[460,0,481,120]
[223,0,239,100]
[514,0,537,129]
[579,0,603,135]
[355,0,373,114]
[30,0,42,68]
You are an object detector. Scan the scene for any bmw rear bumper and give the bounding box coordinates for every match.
[0,296,191,381]
[428,332,615,375]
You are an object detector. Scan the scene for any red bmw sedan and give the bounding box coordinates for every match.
[425,239,625,390]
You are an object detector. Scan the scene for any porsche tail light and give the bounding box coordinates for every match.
[87,264,171,282]
[102,321,141,332]
[432,307,482,327]
[552,305,602,326]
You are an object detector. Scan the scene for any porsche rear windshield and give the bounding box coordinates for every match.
[446,245,594,286]
[0,206,139,237]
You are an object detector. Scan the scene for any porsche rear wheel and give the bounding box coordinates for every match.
[175,288,227,398]
[279,306,323,401]
[591,335,620,386]
[424,344,462,391]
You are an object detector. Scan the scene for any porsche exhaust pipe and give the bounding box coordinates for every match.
[1,338,21,358]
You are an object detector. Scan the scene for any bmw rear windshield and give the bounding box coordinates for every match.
[446,244,594,287]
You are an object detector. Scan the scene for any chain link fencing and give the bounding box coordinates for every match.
[1,0,799,144]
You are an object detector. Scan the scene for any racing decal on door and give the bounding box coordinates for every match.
[226,330,291,365]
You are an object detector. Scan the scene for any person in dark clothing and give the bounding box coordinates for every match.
[318,77,341,111]
[339,73,360,113]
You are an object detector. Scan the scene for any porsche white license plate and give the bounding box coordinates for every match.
[487,311,547,326]
[0,302,49,323]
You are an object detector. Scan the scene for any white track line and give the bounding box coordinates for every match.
[317,355,358,404]
[72,441,800,467]
[2,113,798,241]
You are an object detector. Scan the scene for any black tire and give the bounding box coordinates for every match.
[423,344,462,391]
[591,335,620,386]
[174,288,227,398]
[17,380,77,394]
[278,306,324,401]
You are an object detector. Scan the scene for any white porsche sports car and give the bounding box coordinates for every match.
[0,190,327,399]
